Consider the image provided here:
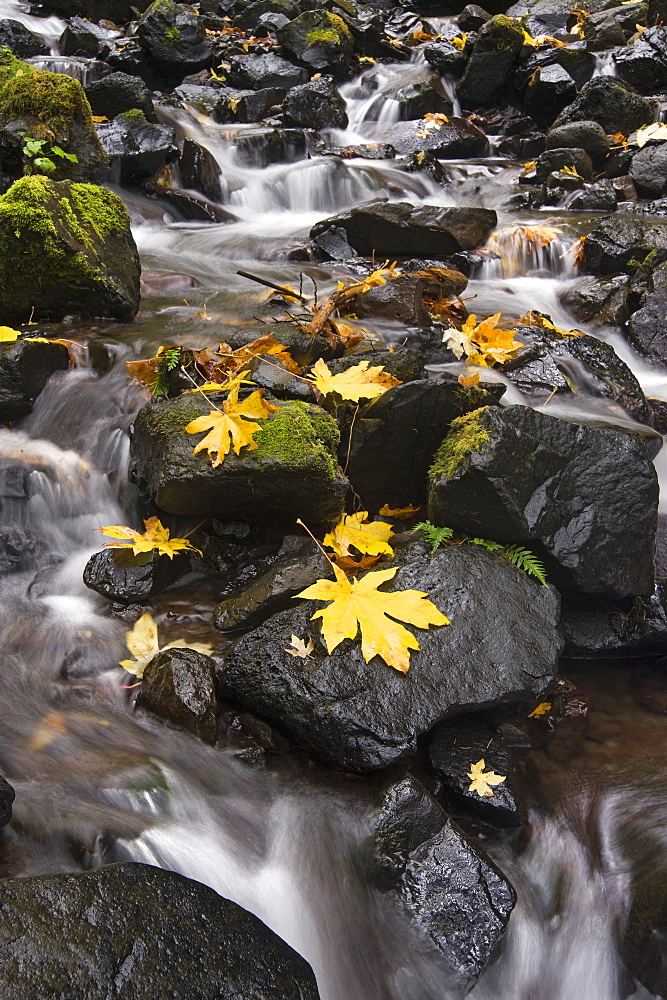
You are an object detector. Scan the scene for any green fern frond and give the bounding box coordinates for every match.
[470,537,504,552]
[412,521,454,553]
[502,544,548,585]
[160,346,182,372]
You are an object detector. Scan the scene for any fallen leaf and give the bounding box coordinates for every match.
[458,372,481,386]
[467,758,506,797]
[560,164,583,178]
[306,358,401,402]
[517,311,584,337]
[285,634,314,658]
[416,111,449,137]
[295,564,450,673]
[378,503,422,519]
[444,312,522,367]
[528,701,552,717]
[635,122,667,147]
[451,32,467,49]
[324,511,394,559]
[185,379,279,468]
[100,516,201,559]
[91,114,109,122]
[332,553,382,574]
[28,710,109,751]
[120,612,213,679]
[0,326,20,342]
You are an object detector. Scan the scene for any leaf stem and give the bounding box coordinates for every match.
[296,518,336,571]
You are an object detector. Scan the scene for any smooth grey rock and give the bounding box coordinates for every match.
[137,647,217,743]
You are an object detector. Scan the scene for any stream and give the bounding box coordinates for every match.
[1,5,667,998]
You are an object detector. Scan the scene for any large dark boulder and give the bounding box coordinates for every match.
[221,539,561,772]
[138,0,212,82]
[0,337,69,422]
[583,216,667,276]
[522,63,576,129]
[137,647,218,743]
[630,143,667,199]
[428,405,659,598]
[394,79,453,120]
[545,120,610,169]
[552,77,655,135]
[96,111,178,185]
[0,177,140,323]
[367,773,516,991]
[424,40,467,76]
[310,202,497,259]
[213,86,286,125]
[385,117,489,158]
[0,863,320,999]
[227,52,306,90]
[277,10,354,74]
[0,775,13,827]
[284,76,348,129]
[626,259,667,368]
[0,19,48,57]
[457,14,525,109]
[83,547,184,604]
[85,72,156,123]
[534,147,594,183]
[613,26,667,93]
[561,274,630,327]
[178,137,222,200]
[130,393,348,525]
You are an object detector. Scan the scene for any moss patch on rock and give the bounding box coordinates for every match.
[429,407,491,482]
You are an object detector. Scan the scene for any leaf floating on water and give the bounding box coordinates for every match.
[100,516,201,559]
[467,758,506,797]
[185,379,279,468]
[285,635,314,658]
[324,511,394,560]
[306,358,401,402]
[528,701,552,718]
[295,564,450,674]
[120,612,213,679]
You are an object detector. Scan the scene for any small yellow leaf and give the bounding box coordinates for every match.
[458,372,481,386]
[120,612,213,678]
[0,326,21,343]
[561,164,583,178]
[324,511,394,559]
[378,503,422,519]
[100,515,201,559]
[451,32,467,50]
[285,634,314,658]
[92,114,109,122]
[635,122,667,147]
[528,701,552,717]
[467,758,506,797]
[306,358,401,402]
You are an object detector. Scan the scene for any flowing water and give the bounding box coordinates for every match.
[1,12,667,1000]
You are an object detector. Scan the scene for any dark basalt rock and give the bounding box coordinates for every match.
[227,52,307,90]
[214,535,329,632]
[221,540,562,772]
[626,259,667,368]
[0,775,14,827]
[177,137,222,200]
[0,863,320,999]
[428,717,527,827]
[235,0,299,30]
[393,79,453,120]
[157,188,237,223]
[222,323,341,368]
[349,273,431,326]
[552,77,655,136]
[428,405,659,598]
[545,120,610,168]
[213,86,286,124]
[534,147,593,183]
[561,274,630,327]
[630,143,667,199]
[85,72,156,123]
[0,338,70,423]
[0,526,48,572]
[96,112,178,185]
[324,346,426,384]
[568,179,618,211]
[232,127,308,167]
[60,16,111,58]
[83,547,184,604]
[523,64,576,130]
[560,579,667,656]
[344,375,504,512]
[130,394,348,525]
[367,773,516,991]
[284,76,348,129]
[138,0,212,82]
[613,25,667,93]
[583,216,667,276]
[423,40,467,76]
[310,202,497,259]
[386,117,489,158]
[514,46,595,91]
[459,5,493,30]
[456,14,525,109]
[0,19,48,57]
[137,647,218,743]
[277,9,354,74]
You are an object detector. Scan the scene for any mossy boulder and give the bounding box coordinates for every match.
[130,392,349,525]
[138,0,212,83]
[0,63,107,180]
[0,176,140,323]
[456,15,525,109]
[278,11,354,73]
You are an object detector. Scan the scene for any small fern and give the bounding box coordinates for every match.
[412,521,454,553]
[149,347,182,397]
[161,346,182,372]
[502,544,548,585]
[470,537,504,552]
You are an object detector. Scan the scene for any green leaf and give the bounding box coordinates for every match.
[412,520,454,553]
[51,145,78,162]
[470,537,504,552]
[23,138,45,156]
[33,157,56,174]
[502,544,548,585]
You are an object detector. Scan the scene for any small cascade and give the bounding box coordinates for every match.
[0,0,64,52]
[337,52,432,141]
[479,223,580,279]
[592,51,618,77]
[27,55,109,85]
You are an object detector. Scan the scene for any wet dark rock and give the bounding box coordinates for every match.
[583,216,667,276]
[545,120,610,168]
[232,127,308,167]
[310,202,497,259]
[221,539,562,772]
[344,374,504,512]
[137,647,217,743]
[97,111,178,185]
[423,40,467,76]
[235,0,299,29]
[85,72,156,123]
[613,26,667,93]
[227,52,307,89]
[560,579,667,657]
[0,126,22,192]
[0,863,320,999]
[0,19,48,57]
[368,773,515,991]
[546,170,583,193]
[428,405,659,598]
[429,717,527,827]
[214,535,329,631]
[456,14,525,109]
[394,79,453,120]
[311,222,356,260]
[284,76,348,129]
[173,81,221,115]
[534,147,594,183]
[386,117,489,159]
[0,775,14,827]
[611,174,637,201]
[324,346,426,384]
[523,64,576,130]
[581,9,626,49]
[514,46,595,91]
[83,547,184,604]
[223,323,340,368]
[552,77,655,136]
[622,828,667,998]
[568,179,618,211]
[158,188,237,223]
[178,136,222,200]
[138,0,212,82]
[459,5,493,30]
[561,274,630,326]
[106,38,163,90]
[626,259,667,368]
[213,86,286,124]
[278,9,354,73]
[349,273,431,326]
[60,16,110,58]
[630,143,667,199]
[0,526,48,572]
[0,338,69,422]
[131,393,348,525]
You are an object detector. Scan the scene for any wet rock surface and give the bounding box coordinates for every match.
[0,338,70,422]
[560,580,667,657]
[0,774,14,827]
[583,217,667,276]
[83,547,184,604]
[138,648,218,743]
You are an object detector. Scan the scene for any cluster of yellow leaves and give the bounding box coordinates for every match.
[120,612,213,679]
[295,564,450,673]
[467,759,506,797]
[635,123,667,147]
[569,5,588,37]
[185,377,278,468]
[560,164,583,179]
[522,31,567,45]
[442,312,523,367]
[451,32,467,50]
[337,261,399,295]
[503,224,563,248]
[458,372,481,386]
[608,132,628,147]
[99,516,201,559]
[323,511,394,572]
[522,159,536,174]
[517,311,584,337]
[307,358,401,401]
[416,112,449,138]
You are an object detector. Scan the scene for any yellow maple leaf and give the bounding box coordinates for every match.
[561,164,583,178]
[0,326,20,342]
[517,311,584,337]
[324,511,394,559]
[528,701,552,717]
[295,565,450,673]
[467,758,506,797]
[445,312,522,366]
[285,634,314,658]
[185,381,279,468]
[451,32,467,49]
[416,112,449,138]
[458,372,481,386]
[120,612,213,678]
[306,358,401,402]
[635,122,667,147]
[99,515,201,559]
[379,503,422,519]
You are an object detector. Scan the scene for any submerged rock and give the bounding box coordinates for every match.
[83,547,184,604]
[0,774,14,827]
[0,863,320,999]
[428,405,658,598]
[0,337,69,422]
[221,540,561,772]
[137,647,218,743]
[130,393,348,525]
[0,177,140,323]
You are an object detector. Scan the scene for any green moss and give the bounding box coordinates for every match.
[305,29,341,46]
[1,69,91,137]
[68,183,130,238]
[117,109,147,124]
[455,384,490,410]
[163,24,181,45]
[145,395,201,437]
[429,407,491,482]
[250,401,340,481]
[0,46,33,91]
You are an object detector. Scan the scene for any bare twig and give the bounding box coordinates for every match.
[237,269,309,303]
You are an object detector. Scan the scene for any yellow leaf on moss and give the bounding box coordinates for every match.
[306,358,401,402]
[295,564,450,673]
[100,516,201,559]
[324,511,394,559]
[185,382,279,468]
[467,758,506,797]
